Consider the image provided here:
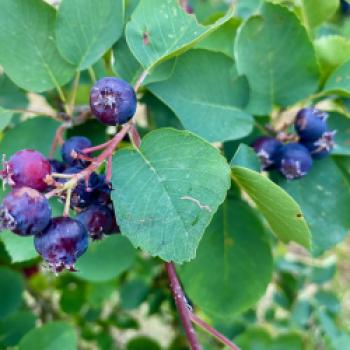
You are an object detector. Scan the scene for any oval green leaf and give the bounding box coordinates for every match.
[111,128,231,263]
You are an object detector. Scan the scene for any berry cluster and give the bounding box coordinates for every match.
[253,108,336,180]
[0,77,137,272]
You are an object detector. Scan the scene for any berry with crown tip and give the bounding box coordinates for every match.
[34,216,88,272]
[278,143,313,180]
[76,204,119,240]
[61,136,92,167]
[90,77,137,126]
[252,136,283,170]
[1,149,51,191]
[302,131,336,159]
[0,187,51,236]
[294,108,328,141]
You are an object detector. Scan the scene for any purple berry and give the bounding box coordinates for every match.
[278,143,313,180]
[49,159,66,173]
[1,150,51,192]
[90,77,137,126]
[92,174,113,205]
[294,108,328,141]
[76,204,119,240]
[302,131,336,159]
[252,137,283,170]
[0,187,51,236]
[61,136,92,167]
[341,0,350,14]
[60,167,101,208]
[34,216,88,272]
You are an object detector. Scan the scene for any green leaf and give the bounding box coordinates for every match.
[236,0,262,19]
[125,0,233,70]
[19,322,77,350]
[0,108,13,132]
[324,60,350,96]
[236,327,306,350]
[126,336,161,350]
[0,0,75,92]
[111,128,231,263]
[275,158,350,256]
[0,311,36,348]
[0,267,24,320]
[56,0,124,70]
[120,280,149,310]
[327,112,350,156]
[1,232,37,263]
[178,198,273,318]
[148,50,252,142]
[230,144,260,172]
[195,18,240,58]
[0,74,28,109]
[75,235,136,282]
[86,281,115,308]
[302,0,339,28]
[0,118,60,156]
[235,2,320,115]
[315,36,350,80]
[231,166,311,249]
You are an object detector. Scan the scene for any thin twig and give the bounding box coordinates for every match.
[63,188,72,217]
[134,69,149,92]
[106,155,113,181]
[166,262,202,350]
[82,139,113,154]
[129,124,141,148]
[49,123,70,158]
[190,313,241,350]
[88,67,97,83]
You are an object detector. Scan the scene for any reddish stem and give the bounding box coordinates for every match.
[129,124,141,148]
[106,155,112,181]
[82,139,113,154]
[50,124,68,158]
[134,70,149,92]
[189,313,241,350]
[166,262,202,350]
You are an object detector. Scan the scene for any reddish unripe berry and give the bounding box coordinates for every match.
[1,149,51,191]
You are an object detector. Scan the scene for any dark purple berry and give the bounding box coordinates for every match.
[90,77,137,126]
[34,216,88,272]
[252,137,283,170]
[92,174,113,205]
[0,187,51,236]
[61,136,92,167]
[1,150,51,191]
[49,159,66,173]
[302,131,336,159]
[76,204,119,240]
[294,108,328,141]
[60,167,101,209]
[278,143,313,180]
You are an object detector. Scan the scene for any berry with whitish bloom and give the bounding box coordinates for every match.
[278,143,313,180]
[294,108,328,141]
[302,130,336,159]
[1,150,51,191]
[76,204,119,240]
[90,77,137,126]
[0,187,51,236]
[34,217,88,272]
[61,136,92,167]
[252,137,283,170]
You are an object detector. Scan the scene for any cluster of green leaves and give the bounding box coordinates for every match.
[0,0,350,348]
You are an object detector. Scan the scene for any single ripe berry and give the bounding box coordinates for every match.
[1,150,51,191]
[60,167,101,208]
[278,143,313,180]
[302,131,336,159]
[90,77,137,126]
[294,108,328,141]
[49,159,66,173]
[0,187,51,236]
[76,204,119,240]
[61,136,92,167]
[252,137,283,170]
[34,216,88,272]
